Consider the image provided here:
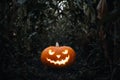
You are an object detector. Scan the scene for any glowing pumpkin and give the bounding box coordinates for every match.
[40,42,76,68]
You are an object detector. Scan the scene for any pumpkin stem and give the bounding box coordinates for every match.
[56,42,59,47]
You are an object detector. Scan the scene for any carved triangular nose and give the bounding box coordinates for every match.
[56,55,61,58]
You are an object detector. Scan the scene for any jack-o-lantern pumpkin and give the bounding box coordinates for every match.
[40,42,76,68]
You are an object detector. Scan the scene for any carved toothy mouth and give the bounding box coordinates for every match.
[46,55,70,65]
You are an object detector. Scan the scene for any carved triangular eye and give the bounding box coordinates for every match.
[48,50,55,55]
[62,50,68,54]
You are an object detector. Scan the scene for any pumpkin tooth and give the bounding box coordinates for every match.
[46,55,70,65]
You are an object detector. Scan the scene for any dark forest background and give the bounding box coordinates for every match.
[0,0,120,80]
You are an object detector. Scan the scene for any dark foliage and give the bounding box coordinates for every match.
[0,0,120,80]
